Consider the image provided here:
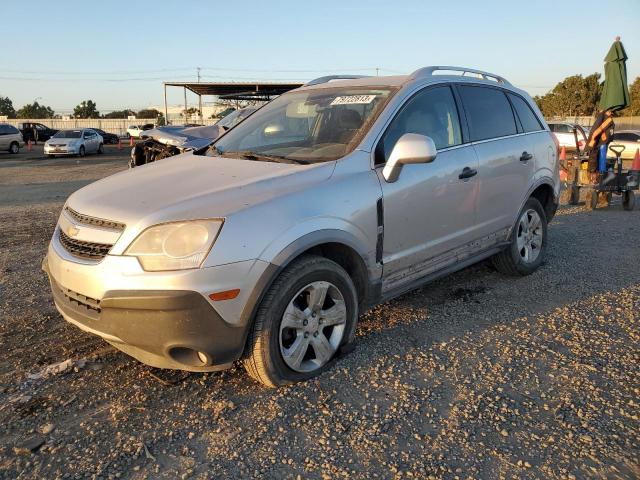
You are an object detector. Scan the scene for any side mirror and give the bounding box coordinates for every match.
[382,133,437,183]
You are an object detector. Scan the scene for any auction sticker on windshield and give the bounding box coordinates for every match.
[330,95,377,105]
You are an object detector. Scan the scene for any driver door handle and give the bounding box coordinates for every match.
[520,151,533,162]
[459,167,478,179]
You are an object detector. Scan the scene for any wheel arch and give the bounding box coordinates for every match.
[529,181,557,221]
[239,231,376,331]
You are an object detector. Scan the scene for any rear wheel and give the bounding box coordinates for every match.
[9,142,19,154]
[569,185,580,205]
[492,197,547,276]
[587,189,598,210]
[78,145,85,157]
[97,143,104,154]
[244,255,358,387]
[623,191,635,211]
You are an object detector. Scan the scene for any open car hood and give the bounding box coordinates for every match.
[140,124,225,150]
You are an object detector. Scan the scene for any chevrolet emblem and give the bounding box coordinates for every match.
[67,225,80,237]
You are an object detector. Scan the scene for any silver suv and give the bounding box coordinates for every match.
[44,66,559,387]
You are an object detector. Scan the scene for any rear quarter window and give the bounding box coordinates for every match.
[508,94,543,132]
[459,85,517,141]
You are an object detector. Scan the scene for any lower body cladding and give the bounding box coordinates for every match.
[43,240,271,372]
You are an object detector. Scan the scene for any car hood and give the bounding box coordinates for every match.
[141,125,225,150]
[47,138,78,144]
[66,153,334,227]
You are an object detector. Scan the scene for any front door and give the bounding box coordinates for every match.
[375,85,479,294]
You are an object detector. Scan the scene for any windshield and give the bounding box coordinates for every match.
[216,107,257,129]
[209,87,395,163]
[53,130,82,139]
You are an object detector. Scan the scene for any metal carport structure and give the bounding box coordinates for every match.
[162,81,304,122]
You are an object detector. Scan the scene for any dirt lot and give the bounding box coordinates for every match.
[0,147,638,479]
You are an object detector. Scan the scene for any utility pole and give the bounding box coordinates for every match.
[375,67,379,76]
[197,67,201,83]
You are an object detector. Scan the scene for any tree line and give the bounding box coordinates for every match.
[2,75,639,121]
[0,97,164,120]
[534,74,640,117]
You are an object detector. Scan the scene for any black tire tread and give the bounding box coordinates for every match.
[492,197,547,277]
[243,255,352,387]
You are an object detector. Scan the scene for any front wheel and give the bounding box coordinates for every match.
[244,255,358,387]
[623,191,635,211]
[97,143,104,154]
[492,197,547,276]
[9,142,19,154]
[78,145,85,157]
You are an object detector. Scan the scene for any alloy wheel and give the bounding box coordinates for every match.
[516,208,543,264]
[279,281,346,373]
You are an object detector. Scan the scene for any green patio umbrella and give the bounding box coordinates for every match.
[599,37,630,112]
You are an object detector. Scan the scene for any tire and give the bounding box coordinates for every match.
[244,255,358,387]
[587,190,598,210]
[98,143,104,154]
[492,197,547,276]
[623,191,635,211]
[569,185,580,205]
[78,145,86,157]
[9,142,19,154]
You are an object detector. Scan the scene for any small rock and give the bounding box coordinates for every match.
[41,423,55,435]
[579,435,593,444]
[13,435,45,455]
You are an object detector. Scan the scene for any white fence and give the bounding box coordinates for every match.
[2,118,220,137]
[549,116,640,130]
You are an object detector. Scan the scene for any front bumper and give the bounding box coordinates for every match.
[43,234,271,371]
[45,144,79,155]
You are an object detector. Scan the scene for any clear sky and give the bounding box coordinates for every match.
[2,0,639,114]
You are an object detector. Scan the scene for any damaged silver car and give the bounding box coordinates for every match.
[129,107,257,168]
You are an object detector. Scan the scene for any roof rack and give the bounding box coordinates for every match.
[304,75,370,86]
[410,66,511,86]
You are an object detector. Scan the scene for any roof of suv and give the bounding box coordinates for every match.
[298,66,517,92]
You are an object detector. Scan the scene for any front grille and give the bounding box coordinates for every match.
[50,276,101,320]
[58,229,112,260]
[65,207,126,231]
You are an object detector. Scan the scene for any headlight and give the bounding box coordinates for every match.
[124,220,223,271]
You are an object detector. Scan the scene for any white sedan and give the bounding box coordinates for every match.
[44,129,104,157]
[548,122,588,152]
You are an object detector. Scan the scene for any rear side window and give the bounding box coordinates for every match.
[508,94,543,132]
[8,125,19,134]
[459,86,517,141]
[613,132,637,142]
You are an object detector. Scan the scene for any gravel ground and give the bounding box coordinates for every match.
[0,151,638,479]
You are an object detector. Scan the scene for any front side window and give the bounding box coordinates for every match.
[508,94,543,133]
[210,87,395,163]
[459,85,517,141]
[378,85,462,163]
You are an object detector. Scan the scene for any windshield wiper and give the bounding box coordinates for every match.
[222,150,309,165]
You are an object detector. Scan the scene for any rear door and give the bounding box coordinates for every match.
[457,84,533,238]
[0,125,8,149]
